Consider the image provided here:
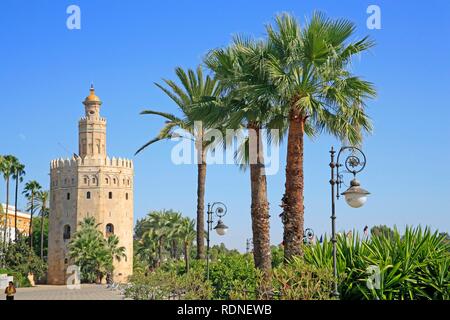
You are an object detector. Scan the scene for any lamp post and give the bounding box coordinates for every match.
[206,202,228,281]
[246,238,253,254]
[329,146,370,298]
[303,228,315,245]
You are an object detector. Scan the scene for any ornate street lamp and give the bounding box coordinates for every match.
[303,228,315,244]
[206,202,228,281]
[329,146,369,298]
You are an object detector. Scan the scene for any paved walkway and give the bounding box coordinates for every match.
[13,284,126,300]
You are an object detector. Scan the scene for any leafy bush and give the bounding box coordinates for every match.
[209,252,259,299]
[0,268,31,288]
[3,236,47,282]
[304,226,450,300]
[272,257,334,300]
[125,268,212,300]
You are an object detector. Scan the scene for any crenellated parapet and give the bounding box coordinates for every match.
[50,156,133,170]
[78,116,107,123]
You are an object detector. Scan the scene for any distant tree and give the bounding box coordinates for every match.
[4,235,47,280]
[371,225,395,239]
[22,180,42,248]
[34,190,49,259]
[31,217,48,258]
[11,161,25,241]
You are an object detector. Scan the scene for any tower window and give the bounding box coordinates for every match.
[86,191,91,199]
[84,177,88,184]
[106,223,114,236]
[105,178,109,184]
[67,193,70,200]
[92,177,96,184]
[113,178,116,184]
[125,193,129,200]
[63,225,71,240]
[108,192,112,199]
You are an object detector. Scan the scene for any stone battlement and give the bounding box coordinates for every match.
[79,116,107,122]
[50,156,133,170]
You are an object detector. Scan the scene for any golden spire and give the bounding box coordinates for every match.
[83,83,101,104]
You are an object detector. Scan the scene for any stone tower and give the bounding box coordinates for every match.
[47,85,134,285]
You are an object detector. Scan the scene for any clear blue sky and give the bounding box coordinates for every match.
[1,0,449,251]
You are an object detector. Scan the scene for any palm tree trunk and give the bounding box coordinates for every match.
[40,208,45,259]
[14,174,19,242]
[184,242,189,273]
[196,150,207,259]
[281,110,305,260]
[158,238,163,267]
[249,125,272,292]
[3,177,10,246]
[29,193,34,248]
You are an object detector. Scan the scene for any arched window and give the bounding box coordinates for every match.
[92,177,96,184]
[125,193,129,200]
[108,192,113,199]
[113,178,116,184]
[63,225,71,240]
[86,191,91,199]
[106,223,114,236]
[67,193,70,200]
[105,178,109,184]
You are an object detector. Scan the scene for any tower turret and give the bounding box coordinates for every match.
[78,85,107,158]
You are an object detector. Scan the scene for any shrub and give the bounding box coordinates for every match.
[304,226,450,300]
[125,268,212,300]
[272,257,334,300]
[209,252,259,299]
[0,268,31,288]
[3,236,47,282]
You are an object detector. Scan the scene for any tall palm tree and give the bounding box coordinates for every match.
[200,37,286,286]
[1,155,17,248]
[23,180,42,248]
[136,66,221,260]
[265,12,376,259]
[12,161,25,241]
[35,190,49,259]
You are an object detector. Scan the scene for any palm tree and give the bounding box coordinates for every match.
[137,229,159,271]
[167,210,183,259]
[105,234,127,283]
[265,12,376,259]
[135,66,221,260]
[68,218,108,283]
[12,161,25,241]
[22,180,42,248]
[201,37,285,285]
[1,155,18,248]
[35,190,49,259]
[178,217,196,272]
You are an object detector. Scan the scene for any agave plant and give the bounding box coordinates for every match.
[304,226,450,300]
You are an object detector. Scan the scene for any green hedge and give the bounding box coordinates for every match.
[0,268,32,288]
